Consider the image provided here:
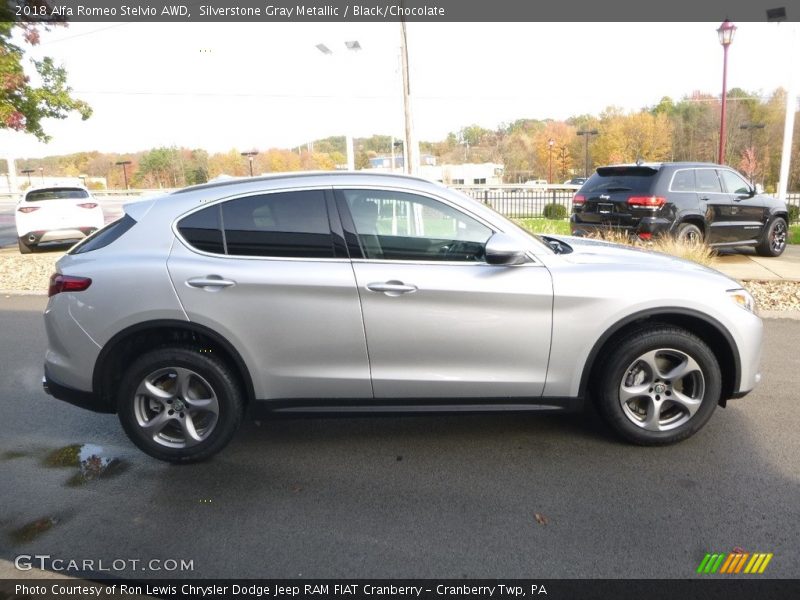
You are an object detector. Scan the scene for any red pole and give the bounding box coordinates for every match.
[718,43,729,164]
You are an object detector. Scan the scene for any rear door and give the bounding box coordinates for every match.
[695,168,732,243]
[336,187,553,399]
[167,187,371,400]
[573,166,659,228]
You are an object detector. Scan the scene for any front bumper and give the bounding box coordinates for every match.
[43,368,112,413]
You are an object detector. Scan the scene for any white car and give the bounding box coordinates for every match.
[15,186,105,254]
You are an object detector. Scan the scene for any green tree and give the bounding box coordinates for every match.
[0,18,92,141]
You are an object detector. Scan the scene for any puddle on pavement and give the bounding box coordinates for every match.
[9,516,59,544]
[43,443,128,486]
[1,450,29,460]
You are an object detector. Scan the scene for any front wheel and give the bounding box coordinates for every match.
[755,217,787,257]
[117,346,244,463]
[595,325,721,445]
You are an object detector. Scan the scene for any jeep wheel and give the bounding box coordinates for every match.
[755,217,787,257]
[675,223,703,245]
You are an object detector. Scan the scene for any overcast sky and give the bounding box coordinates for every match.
[2,21,798,158]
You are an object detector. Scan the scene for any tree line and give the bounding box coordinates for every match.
[6,87,800,192]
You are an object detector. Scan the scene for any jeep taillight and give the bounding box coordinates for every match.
[573,194,585,205]
[627,196,666,208]
[48,274,92,297]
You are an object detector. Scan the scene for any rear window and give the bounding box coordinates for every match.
[582,167,659,195]
[25,188,89,202]
[70,215,136,254]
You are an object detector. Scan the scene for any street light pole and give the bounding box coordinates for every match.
[576,129,599,178]
[316,40,361,171]
[241,150,258,177]
[547,138,555,184]
[115,160,131,190]
[21,169,33,186]
[717,19,737,165]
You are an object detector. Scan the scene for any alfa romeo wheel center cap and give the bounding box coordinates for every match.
[654,383,667,394]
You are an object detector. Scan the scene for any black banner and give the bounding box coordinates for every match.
[3,0,799,23]
[2,579,800,600]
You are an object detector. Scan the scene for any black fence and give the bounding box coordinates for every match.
[454,187,800,223]
[452,186,576,218]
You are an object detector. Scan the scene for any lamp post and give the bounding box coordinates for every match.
[547,138,555,184]
[21,169,33,186]
[115,160,131,190]
[576,129,599,177]
[316,40,361,171]
[739,122,765,149]
[717,19,737,165]
[241,150,258,177]
[38,167,44,183]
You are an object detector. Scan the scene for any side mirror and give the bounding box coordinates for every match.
[485,233,529,265]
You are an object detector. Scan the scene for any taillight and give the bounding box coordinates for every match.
[627,196,666,208]
[48,274,92,297]
[573,194,585,205]
[77,203,98,209]
[17,206,40,213]
[638,232,653,240]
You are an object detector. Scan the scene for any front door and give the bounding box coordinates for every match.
[336,187,553,399]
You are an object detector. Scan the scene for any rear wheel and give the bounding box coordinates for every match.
[755,217,787,257]
[595,325,721,445]
[675,222,703,244]
[18,238,33,254]
[117,346,244,463]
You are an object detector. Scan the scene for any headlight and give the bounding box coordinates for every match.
[728,289,756,313]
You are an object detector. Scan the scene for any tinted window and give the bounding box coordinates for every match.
[582,167,657,194]
[671,170,696,192]
[70,214,137,254]
[342,189,492,262]
[26,188,89,202]
[178,205,224,254]
[222,190,333,258]
[719,170,751,195]
[696,169,722,193]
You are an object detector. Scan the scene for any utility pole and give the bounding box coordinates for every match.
[576,130,599,178]
[400,16,418,175]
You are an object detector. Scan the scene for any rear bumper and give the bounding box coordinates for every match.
[570,215,673,237]
[43,367,112,414]
[20,228,98,246]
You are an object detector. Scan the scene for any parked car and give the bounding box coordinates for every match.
[523,179,549,191]
[564,177,588,186]
[570,162,789,256]
[43,172,763,462]
[15,186,105,254]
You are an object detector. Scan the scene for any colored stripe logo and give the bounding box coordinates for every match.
[697,552,773,574]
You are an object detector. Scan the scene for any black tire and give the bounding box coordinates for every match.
[18,238,33,254]
[755,217,788,257]
[675,222,703,244]
[117,346,244,463]
[594,325,721,446]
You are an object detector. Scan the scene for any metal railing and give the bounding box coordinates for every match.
[452,186,576,218]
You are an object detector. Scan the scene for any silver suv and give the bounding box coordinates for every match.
[43,172,763,462]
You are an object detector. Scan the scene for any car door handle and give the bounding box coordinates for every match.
[186,276,236,290]
[366,281,418,295]
[699,196,710,202]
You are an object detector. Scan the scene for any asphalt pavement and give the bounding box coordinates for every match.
[0,295,798,579]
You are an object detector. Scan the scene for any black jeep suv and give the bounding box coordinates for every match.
[570,162,789,256]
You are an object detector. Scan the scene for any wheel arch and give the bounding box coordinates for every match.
[92,320,256,413]
[579,308,740,407]
[675,214,707,236]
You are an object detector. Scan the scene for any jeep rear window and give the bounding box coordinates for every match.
[25,188,89,202]
[70,214,136,254]
[582,167,658,194]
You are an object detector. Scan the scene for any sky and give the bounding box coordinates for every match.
[2,21,798,159]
